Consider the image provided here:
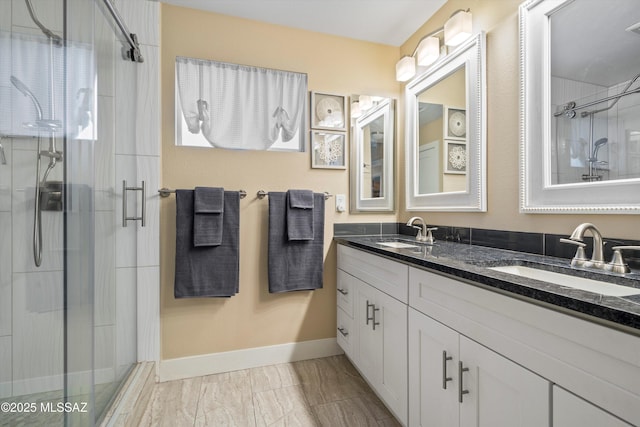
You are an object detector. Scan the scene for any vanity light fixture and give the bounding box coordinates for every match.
[350,95,383,118]
[444,9,472,46]
[395,8,472,82]
[351,101,362,118]
[416,36,440,66]
[396,55,416,82]
[358,95,373,111]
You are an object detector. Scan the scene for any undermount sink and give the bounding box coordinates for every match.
[377,241,420,249]
[489,265,640,297]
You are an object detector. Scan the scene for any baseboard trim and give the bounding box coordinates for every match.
[159,338,342,382]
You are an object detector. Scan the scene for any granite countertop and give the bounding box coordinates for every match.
[335,235,640,334]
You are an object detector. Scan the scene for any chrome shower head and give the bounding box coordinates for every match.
[594,137,608,153]
[588,137,608,162]
[10,76,44,121]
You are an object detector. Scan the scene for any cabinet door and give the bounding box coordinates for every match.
[408,308,459,427]
[336,306,355,360]
[459,337,550,427]
[553,386,633,427]
[336,269,355,317]
[355,280,382,385]
[378,289,408,425]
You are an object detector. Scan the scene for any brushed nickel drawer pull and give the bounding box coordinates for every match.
[459,361,470,403]
[442,351,453,389]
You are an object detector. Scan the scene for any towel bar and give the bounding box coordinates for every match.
[257,190,332,200]
[158,188,247,199]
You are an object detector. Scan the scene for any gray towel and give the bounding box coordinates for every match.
[175,189,240,298]
[194,187,224,246]
[268,192,324,293]
[287,189,314,241]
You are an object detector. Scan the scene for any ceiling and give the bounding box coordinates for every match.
[160,0,447,46]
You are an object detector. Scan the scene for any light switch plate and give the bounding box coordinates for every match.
[335,194,346,212]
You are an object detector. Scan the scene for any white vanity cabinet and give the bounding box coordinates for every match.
[337,245,408,425]
[408,308,549,427]
[409,266,640,427]
[553,386,634,427]
[336,269,356,358]
[337,244,640,426]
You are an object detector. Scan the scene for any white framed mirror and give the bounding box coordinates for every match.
[405,32,486,211]
[350,97,395,212]
[520,0,640,213]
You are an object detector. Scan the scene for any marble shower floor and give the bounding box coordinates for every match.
[139,355,401,427]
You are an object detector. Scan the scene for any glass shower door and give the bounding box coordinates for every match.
[0,0,139,425]
[1,0,67,425]
[65,0,98,424]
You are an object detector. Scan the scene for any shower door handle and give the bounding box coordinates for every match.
[122,180,146,227]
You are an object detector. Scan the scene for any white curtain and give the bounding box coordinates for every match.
[2,31,93,139]
[176,56,307,150]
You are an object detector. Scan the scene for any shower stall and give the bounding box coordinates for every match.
[0,0,159,425]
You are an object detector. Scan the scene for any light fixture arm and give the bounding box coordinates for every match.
[395,8,472,82]
[410,28,444,57]
[407,9,471,57]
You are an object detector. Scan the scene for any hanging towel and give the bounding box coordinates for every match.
[287,189,314,241]
[193,186,224,246]
[268,192,324,293]
[175,189,240,298]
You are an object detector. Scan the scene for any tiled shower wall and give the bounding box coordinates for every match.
[0,0,160,398]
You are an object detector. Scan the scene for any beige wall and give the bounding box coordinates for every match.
[399,0,640,241]
[160,4,399,360]
[161,0,640,361]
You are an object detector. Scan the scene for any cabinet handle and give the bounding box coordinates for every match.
[366,300,374,325]
[442,351,453,389]
[458,361,470,403]
[122,180,146,227]
[337,288,349,295]
[372,305,380,330]
[337,327,349,337]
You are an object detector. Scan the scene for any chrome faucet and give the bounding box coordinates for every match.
[564,223,605,268]
[406,216,437,244]
[561,223,640,274]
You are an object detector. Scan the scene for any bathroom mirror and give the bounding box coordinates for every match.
[405,32,486,211]
[350,96,395,212]
[520,0,640,213]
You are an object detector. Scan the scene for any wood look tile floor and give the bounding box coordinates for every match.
[139,355,401,427]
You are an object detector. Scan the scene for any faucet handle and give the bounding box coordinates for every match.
[559,238,588,267]
[425,227,438,244]
[607,246,640,274]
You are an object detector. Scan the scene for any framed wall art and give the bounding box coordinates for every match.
[444,106,466,140]
[310,92,347,131]
[311,130,346,169]
[444,140,467,174]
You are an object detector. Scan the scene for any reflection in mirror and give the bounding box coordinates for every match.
[350,96,394,212]
[417,66,466,194]
[361,114,385,198]
[405,33,486,211]
[520,0,640,213]
[550,0,640,184]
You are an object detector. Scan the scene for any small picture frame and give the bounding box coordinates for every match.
[444,140,467,174]
[444,106,467,140]
[310,92,347,131]
[311,130,346,169]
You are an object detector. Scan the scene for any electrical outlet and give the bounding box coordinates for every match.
[335,194,346,212]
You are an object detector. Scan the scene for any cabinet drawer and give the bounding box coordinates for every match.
[409,266,461,316]
[338,245,408,303]
[336,269,356,317]
[337,306,354,359]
